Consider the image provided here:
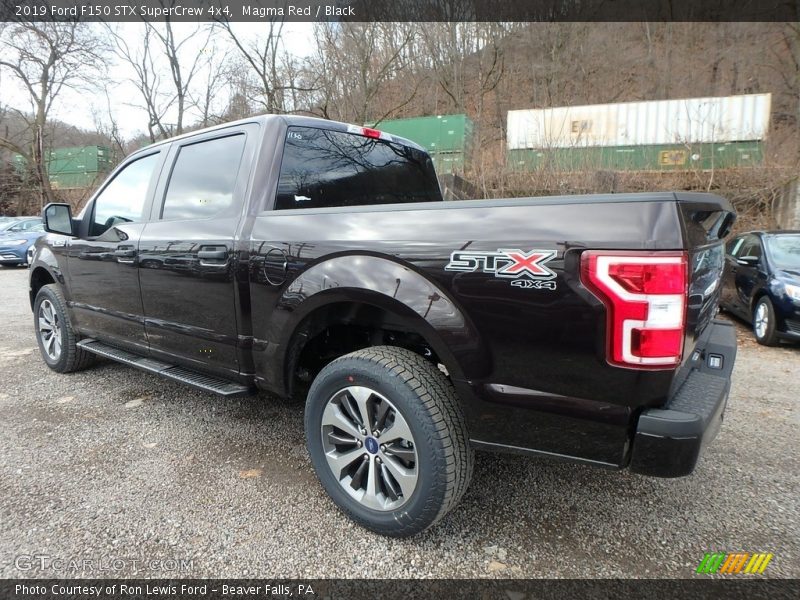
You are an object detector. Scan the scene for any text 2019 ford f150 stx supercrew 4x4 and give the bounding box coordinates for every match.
[30,115,737,536]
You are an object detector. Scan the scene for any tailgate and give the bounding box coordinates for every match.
[674,192,736,366]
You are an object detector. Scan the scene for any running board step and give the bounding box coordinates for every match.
[77,339,253,397]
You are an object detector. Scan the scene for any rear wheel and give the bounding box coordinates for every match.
[34,284,95,373]
[305,346,473,537]
[753,297,779,346]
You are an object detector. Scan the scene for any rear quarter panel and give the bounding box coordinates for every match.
[248,195,688,466]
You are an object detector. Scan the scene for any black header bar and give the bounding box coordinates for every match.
[1,578,798,600]
[0,0,797,23]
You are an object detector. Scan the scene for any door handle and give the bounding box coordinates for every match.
[197,249,227,260]
[114,247,136,263]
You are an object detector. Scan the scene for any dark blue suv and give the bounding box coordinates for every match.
[720,230,800,345]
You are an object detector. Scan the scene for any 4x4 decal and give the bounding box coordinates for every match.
[445,248,557,289]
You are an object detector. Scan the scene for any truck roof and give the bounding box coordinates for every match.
[131,114,426,157]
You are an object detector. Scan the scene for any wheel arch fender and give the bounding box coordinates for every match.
[28,248,64,309]
[750,287,770,314]
[271,254,489,395]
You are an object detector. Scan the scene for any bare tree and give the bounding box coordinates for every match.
[771,22,800,163]
[221,20,292,114]
[311,23,419,125]
[417,23,506,115]
[107,21,215,142]
[190,38,231,127]
[92,84,128,160]
[0,21,105,206]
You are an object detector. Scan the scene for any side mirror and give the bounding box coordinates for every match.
[736,255,759,267]
[42,203,75,236]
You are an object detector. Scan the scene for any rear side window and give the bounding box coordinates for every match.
[274,126,442,210]
[161,134,246,220]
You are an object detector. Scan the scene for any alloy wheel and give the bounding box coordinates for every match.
[754,302,768,339]
[320,385,418,511]
[38,299,62,361]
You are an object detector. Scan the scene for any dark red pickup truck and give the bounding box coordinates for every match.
[30,115,737,536]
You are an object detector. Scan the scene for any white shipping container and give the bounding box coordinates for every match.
[507,94,771,150]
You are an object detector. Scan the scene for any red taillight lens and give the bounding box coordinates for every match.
[607,261,685,294]
[581,251,688,369]
[362,127,382,138]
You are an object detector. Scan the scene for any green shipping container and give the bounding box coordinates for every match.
[507,141,764,172]
[432,152,467,174]
[12,145,112,189]
[47,145,112,174]
[372,114,474,173]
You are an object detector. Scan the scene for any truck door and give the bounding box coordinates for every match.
[137,127,253,378]
[721,235,744,314]
[733,235,764,318]
[66,151,164,352]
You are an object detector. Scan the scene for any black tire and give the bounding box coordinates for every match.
[33,284,95,373]
[305,346,473,537]
[753,296,779,346]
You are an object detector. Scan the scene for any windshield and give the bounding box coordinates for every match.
[766,234,800,270]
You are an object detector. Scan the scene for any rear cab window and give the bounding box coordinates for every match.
[274,126,442,210]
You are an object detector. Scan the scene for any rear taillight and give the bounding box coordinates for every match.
[581,251,688,369]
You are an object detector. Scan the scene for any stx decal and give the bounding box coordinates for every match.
[445,248,557,288]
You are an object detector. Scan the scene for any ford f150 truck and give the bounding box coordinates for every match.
[30,115,737,537]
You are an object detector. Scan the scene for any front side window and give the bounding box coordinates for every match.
[739,237,763,260]
[274,126,442,211]
[726,237,744,257]
[161,134,246,221]
[91,153,160,236]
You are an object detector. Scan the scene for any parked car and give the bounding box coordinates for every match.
[0,223,46,267]
[0,217,43,234]
[720,230,800,345]
[29,115,737,537]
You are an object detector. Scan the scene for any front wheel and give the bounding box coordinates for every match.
[305,346,473,537]
[34,284,95,373]
[753,297,779,346]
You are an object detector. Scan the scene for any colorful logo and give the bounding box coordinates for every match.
[445,248,557,289]
[696,552,773,574]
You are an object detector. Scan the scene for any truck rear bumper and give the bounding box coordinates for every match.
[629,319,737,478]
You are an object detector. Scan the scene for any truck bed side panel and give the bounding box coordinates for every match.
[249,197,686,466]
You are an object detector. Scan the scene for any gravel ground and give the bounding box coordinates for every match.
[0,266,797,579]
